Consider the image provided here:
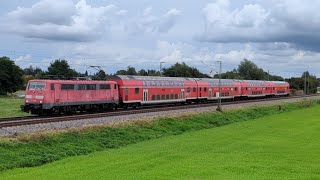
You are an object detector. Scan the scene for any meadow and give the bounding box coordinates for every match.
[1,102,320,179]
[0,96,27,118]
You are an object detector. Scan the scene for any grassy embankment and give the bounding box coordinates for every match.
[0,99,319,174]
[2,104,320,179]
[0,95,26,118]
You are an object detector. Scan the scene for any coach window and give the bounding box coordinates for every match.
[135,87,139,94]
[166,94,169,100]
[187,87,190,92]
[152,95,155,100]
[235,87,238,91]
[193,87,196,92]
[171,94,174,99]
[50,83,55,90]
[125,88,129,95]
[157,95,161,100]
[204,87,207,92]
[161,95,165,100]
[114,84,117,89]
[175,94,178,99]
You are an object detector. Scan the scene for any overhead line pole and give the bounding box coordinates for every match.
[160,62,165,77]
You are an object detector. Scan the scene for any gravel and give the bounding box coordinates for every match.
[0,97,318,136]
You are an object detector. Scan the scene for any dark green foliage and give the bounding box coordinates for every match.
[162,62,209,78]
[238,59,265,80]
[286,71,319,94]
[47,59,78,78]
[0,57,24,95]
[0,100,317,171]
[214,59,284,81]
[116,66,138,75]
[23,65,44,76]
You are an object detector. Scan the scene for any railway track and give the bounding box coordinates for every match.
[0,94,319,128]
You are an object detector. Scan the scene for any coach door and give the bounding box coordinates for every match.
[143,89,148,102]
[181,89,185,99]
[209,88,212,98]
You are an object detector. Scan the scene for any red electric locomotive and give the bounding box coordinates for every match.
[21,79,119,115]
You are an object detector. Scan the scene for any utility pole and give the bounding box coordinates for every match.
[304,71,307,96]
[217,60,222,111]
[307,74,310,95]
[160,62,165,76]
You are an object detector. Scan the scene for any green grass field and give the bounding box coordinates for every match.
[0,96,27,118]
[2,105,320,179]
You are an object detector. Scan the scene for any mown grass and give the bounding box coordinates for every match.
[0,96,27,118]
[2,104,320,179]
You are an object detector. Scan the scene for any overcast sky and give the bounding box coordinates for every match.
[1,0,319,77]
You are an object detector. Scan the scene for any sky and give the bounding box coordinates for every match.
[0,0,320,77]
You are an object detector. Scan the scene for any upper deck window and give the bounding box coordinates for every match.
[28,82,46,90]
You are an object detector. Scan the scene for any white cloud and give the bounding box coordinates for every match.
[1,0,181,42]
[1,0,119,42]
[130,7,181,34]
[200,0,320,50]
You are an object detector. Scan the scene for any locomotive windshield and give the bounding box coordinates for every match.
[28,82,46,90]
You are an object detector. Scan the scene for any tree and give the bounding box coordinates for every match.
[237,59,265,80]
[116,66,138,75]
[23,65,43,76]
[127,66,137,75]
[0,57,24,95]
[214,68,242,79]
[163,62,209,78]
[47,59,78,78]
[285,71,319,94]
[138,69,148,76]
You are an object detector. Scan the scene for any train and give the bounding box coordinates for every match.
[21,75,290,115]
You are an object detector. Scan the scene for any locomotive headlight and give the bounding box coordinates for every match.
[40,101,43,104]
[26,100,29,103]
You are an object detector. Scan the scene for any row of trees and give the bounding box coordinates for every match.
[116,62,209,78]
[213,59,283,81]
[0,56,319,95]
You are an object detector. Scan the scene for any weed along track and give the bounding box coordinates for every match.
[0,95,318,136]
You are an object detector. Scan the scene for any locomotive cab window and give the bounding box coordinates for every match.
[28,82,46,90]
[193,87,196,92]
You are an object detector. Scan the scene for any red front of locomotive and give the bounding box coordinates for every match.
[22,80,53,113]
